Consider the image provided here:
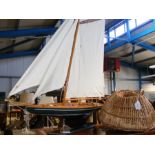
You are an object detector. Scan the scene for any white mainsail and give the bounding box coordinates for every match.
[67,20,105,98]
[9,19,105,99]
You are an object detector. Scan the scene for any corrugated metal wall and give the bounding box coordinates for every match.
[104,66,139,95]
[0,56,35,96]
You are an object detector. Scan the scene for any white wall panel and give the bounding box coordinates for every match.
[116,66,138,79]
[23,56,35,72]
[104,65,139,95]
[104,72,111,95]
[7,57,24,76]
[0,56,35,96]
[11,78,20,88]
[0,59,8,76]
[116,66,139,91]
[0,56,35,77]
[116,80,139,90]
[0,78,11,96]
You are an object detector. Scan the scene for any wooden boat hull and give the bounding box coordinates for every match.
[26,102,102,116]
[7,100,102,116]
[26,106,101,116]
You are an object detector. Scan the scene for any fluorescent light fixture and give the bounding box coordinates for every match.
[149,65,155,69]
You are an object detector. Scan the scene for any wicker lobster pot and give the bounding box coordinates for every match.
[101,90,155,132]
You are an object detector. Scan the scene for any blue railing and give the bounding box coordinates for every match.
[105,19,154,53]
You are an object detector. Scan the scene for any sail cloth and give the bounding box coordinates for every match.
[34,20,78,98]
[67,20,105,98]
[9,20,76,97]
[9,19,105,99]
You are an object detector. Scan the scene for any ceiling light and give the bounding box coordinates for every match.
[149,65,155,69]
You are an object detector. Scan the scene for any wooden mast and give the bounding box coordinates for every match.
[63,19,80,104]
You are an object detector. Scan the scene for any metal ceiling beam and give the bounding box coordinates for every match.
[135,42,155,52]
[0,20,62,58]
[122,48,145,57]
[105,19,124,31]
[38,19,64,52]
[105,40,128,54]
[105,19,155,53]
[11,19,20,52]
[121,42,155,58]
[0,27,57,38]
[0,38,36,53]
[135,56,155,64]
[130,24,155,42]
[0,50,38,59]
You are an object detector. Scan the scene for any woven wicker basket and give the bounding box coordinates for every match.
[100,90,155,132]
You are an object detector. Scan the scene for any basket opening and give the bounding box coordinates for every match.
[117,91,138,98]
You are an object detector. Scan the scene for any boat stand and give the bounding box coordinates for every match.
[34,111,100,135]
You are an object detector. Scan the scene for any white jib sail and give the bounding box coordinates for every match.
[67,20,105,98]
[9,20,75,97]
[33,20,78,98]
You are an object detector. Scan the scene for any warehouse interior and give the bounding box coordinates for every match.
[0,19,155,135]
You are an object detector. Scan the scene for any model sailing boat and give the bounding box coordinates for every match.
[8,19,105,117]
